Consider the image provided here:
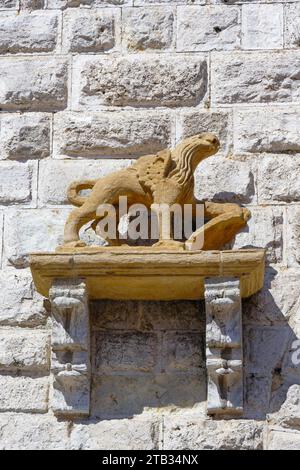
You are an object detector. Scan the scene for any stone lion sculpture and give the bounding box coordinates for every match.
[63,133,250,250]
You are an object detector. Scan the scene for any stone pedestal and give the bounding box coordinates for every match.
[30,247,265,417]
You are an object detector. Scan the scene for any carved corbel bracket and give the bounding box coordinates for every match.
[204,277,243,416]
[49,279,90,417]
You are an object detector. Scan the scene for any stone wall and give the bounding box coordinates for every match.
[0,0,299,450]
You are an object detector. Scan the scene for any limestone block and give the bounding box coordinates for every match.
[0,57,68,112]
[123,7,174,51]
[0,162,36,205]
[0,113,51,160]
[0,11,59,54]
[135,0,205,4]
[234,107,300,154]
[72,55,207,109]
[161,332,204,373]
[53,111,172,158]
[91,299,204,332]
[0,329,50,371]
[211,51,300,104]
[269,385,300,429]
[91,374,206,418]
[177,110,231,155]
[244,374,272,419]
[48,0,132,8]
[4,208,70,267]
[163,418,264,450]
[70,418,160,450]
[0,375,49,412]
[243,267,300,326]
[267,429,300,450]
[0,268,47,327]
[94,332,157,373]
[177,5,240,52]
[284,3,300,48]
[257,156,300,203]
[195,156,254,204]
[233,206,283,263]
[63,8,118,53]
[39,159,132,206]
[241,4,283,50]
[0,413,70,450]
[244,325,290,375]
[287,206,300,266]
[0,0,17,7]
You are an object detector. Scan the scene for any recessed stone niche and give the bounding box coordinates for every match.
[30,247,265,418]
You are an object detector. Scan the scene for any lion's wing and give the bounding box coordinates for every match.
[137,149,173,194]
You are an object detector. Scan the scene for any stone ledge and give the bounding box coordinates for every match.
[29,248,265,301]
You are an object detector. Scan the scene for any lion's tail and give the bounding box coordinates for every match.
[67,180,97,207]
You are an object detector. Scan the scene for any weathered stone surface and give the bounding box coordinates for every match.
[123,7,174,51]
[195,156,254,204]
[20,0,44,8]
[285,3,300,48]
[163,419,264,450]
[0,12,59,54]
[53,111,172,158]
[39,159,132,205]
[161,332,203,373]
[0,329,50,371]
[242,4,283,50]
[94,332,157,373]
[0,413,69,450]
[72,55,207,109]
[0,162,35,205]
[178,110,231,155]
[91,300,204,332]
[177,5,240,52]
[267,429,300,450]
[257,156,300,203]
[243,267,300,326]
[0,269,47,327]
[269,385,300,429]
[135,0,205,4]
[211,51,300,104]
[91,374,206,418]
[0,0,17,7]
[63,8,118,53]
[4,208,70,267]
[0,58,68,111]
[233,206,283,263]
[244,325,290,375]
[234,107,300,154]
[70,418,160,450]
[48,0,132,8]
[0,375,49,412]
[287,206,300,267]
[0,113,51,160]
[244,374,272,419]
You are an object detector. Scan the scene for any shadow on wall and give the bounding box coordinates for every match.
[71,268,300,423]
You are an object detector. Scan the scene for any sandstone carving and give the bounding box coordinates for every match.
[63,133,250,250]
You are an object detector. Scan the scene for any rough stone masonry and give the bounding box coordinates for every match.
[0,0,299,450]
